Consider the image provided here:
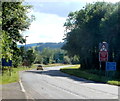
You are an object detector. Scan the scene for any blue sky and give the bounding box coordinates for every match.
[20,0,119,44]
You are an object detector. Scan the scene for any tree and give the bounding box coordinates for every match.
[100,2,120,70]
[33,47,67,64]
[34,51,43,64]
[26,49,36,67]
[2,2,34,67]
[63,2,120,71]
[2,2,33,59]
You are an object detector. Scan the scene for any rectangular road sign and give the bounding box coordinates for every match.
[2,58,12,67]
[106,62,116,71]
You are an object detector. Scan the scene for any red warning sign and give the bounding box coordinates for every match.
[99,51,108,61]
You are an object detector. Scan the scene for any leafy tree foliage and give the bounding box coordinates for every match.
[34,48,67,64]
[19,46,36,67]
[1,2,34,68]
[26,49,36,67]
[2,2,33,60]
[63,2,120,71]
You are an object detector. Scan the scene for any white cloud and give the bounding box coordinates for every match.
[20,0,120,44]
[22,11,66,44]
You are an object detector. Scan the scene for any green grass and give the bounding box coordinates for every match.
[34,63,69,67]
[0,66,36,85]
[61,65,80,69]
[107,81,120,86]
[60,65,120,86]
[0,64,68,84]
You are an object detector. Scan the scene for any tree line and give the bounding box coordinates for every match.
[62,2,120,71]
[1,1,35,69]
[0,1,73,69]
[10,46,78,67]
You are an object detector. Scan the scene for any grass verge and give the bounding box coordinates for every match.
[60,65,120,86]
[34,63,69,67]
[0,64,68,84]
[0,66,36,85]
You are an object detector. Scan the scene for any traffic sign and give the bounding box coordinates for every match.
[106,62,116,71]
[2,58,12,67]
[99,42,108,51]
[99,51,108,61]
[99,42,108,62]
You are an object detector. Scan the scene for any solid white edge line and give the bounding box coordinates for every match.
[19,80,25,92]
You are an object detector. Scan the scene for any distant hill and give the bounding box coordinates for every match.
[18,43,39,48]
[18,42,64,51]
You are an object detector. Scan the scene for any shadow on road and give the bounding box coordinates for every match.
[25,69,104,84]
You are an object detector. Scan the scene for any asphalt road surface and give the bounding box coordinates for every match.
[20,65,119,100]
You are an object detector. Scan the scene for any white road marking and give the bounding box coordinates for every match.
[19,80,25,92]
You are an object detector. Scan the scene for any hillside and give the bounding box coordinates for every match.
[18,42,64,51]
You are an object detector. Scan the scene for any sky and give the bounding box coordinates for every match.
[20,0,119,44]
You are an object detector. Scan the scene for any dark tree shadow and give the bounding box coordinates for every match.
[25,69,105,84]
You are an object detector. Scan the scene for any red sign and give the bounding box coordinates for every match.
[99,51,108,61]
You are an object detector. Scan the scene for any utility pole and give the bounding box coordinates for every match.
[25,36,28,51]
[24,36,28,67]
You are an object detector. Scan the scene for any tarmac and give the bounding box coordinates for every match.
[0,82,27,101]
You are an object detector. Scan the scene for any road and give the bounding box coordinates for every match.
[20,65,119,100]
